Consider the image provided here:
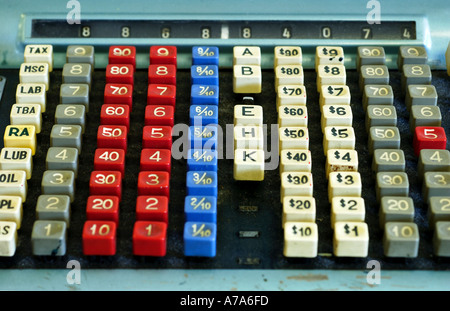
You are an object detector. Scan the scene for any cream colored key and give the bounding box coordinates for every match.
[233,65,262,93]
[328,172,362,202]
[315,46,345,70]
[0,148,33,179]
[284,222,318,258]
[279,127,309,151]
[275,65,304,90]
[321,104,353,130]
[446,42,450,76]
[331,197,365,229]
[24,44,53,72]
[234,125,264,149]
[19,62,50,91]
[0,170,28,202]
[276,85,307,108]
[0,196,23,229]
[333,221,369,257]
[3,125,37,155]
[282,196,316,226]
[234,105,263,126]
[323,126,355,155]
[233,46,261,65]
[233,149,264,181]
[281,172,313,201]
[0,221,18,257]
[317,65,346,92]
[10,103,42,133]
[278,105,308,127]
[15,83,46,112]
[274,46,302,67]
[319,85,351,105]
[326,149,358,177]
[280,149,311,173]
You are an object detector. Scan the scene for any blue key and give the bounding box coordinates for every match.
[184,196,217,223]
[184,221,216,257]
[189,125,217,150]
[192,46,219,66]
[190,105,219,126]
[186,171,218,196]
[191,85,219,105]
[188,149,218,171]
[191,65,219,85]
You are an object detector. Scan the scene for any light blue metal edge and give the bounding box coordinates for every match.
[0,269,449,291]
[1,12,445,70]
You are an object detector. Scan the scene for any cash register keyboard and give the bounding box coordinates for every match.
[0,43,449,271]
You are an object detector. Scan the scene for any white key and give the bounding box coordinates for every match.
[333,222,369,257]
[275,65,304,90]
[15,83,46,112]
[276,85,307,108]
[0,221,18,257]
[284,222,318,258]
[24,44,53,72]
[279,127,309,150]
[328,172,362,201]
[315,46,345,69]
[10,103,42,133]
[234,125,264,149]
[281,172,313,200]
[326,149,358,177]
[331,197,365,228]
[0,170,28,202]
[233,149,264,181]
[319,85,351,105]
[282,196,316,226]
[316,65,346,92]
[321,104,353,130]
[323,126,355,155]
[274,46,302,67]
[278,105,308,127]
[19,63,50,91]
[233,46,261,65]
[233,65,262,94]
[0,196,23,229]
[280,149,311,173]
[0,148,33,180]
[234,105,263,126]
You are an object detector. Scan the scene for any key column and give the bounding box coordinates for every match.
[317,46,369,258]
[184,46,219,257]
[274,46,318,258]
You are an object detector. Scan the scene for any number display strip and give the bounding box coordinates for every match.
[31,20,416,40]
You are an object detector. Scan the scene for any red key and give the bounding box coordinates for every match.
[86,195,120,224]
[147,84,176,106]
[137,171,170,197]
[82,220,117,256]
[106,64,134,85]
[132,221,167,257]
[136,195,169,223]
[100,104,130,130]
[142,125,172,150]
[149,46,177,66]
[148,64,176,85]
[97,125,128,151]
[89,171,122,201]
[413,126,447,156]
[94,148,126,176]
[140,148,171,173]
[104,83,133,107]
[109,46,136,69]
[145,105,174,126]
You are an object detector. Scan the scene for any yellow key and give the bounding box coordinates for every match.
[3,125,37,155]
